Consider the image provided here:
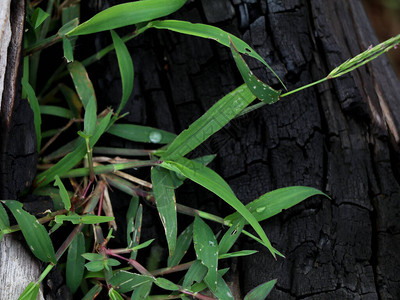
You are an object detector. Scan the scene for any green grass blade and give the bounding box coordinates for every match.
[83,95,97,136]
[107,124,177,144]
[109,288,124,300]
[34,112,112,188]
[63,36,74,63]
[61,160,156,178]
[182,260,207,289]
[54,175,71,210]
[21,78,41,152]
[66,232,85,294]
[205,273,234,300]
[161,157,277,258]
[243,279,277,300]
[219,250,257,259]
[167,223,193,267]
[40,105,73,119]
[218,218,244,255]
[67,61,96,108]
[108,271,154,293]
[151,166,177,257]
[159,84,255,160]
[18,282,40,300]
[193,216,218,291]
[31,7,50,29]
[0,202,10,230]
[225,186,328,224]
[230,39,281,104]
[110,30,134,115]
[67,0,187,36]
[130,204,143,260]
[149,20,286,89]
[3,200,56,264]
[82,283,102,300]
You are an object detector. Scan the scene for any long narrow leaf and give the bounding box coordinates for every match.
[243,279,277,300]
[3,200,56,264]
[21,78,41,152]
[110,30,134,115]
[68,61,96,108]
[0,202,10,230]
[18,282,40,300]
[160,84,255,160]
[151,166,177,257]
[230,39,281,104]
[160,157,278,258]
[67,0,187,36]
[218,218,245,255]
[54,175,71,210]
[167,223,193,267]
[66,232,85,293]
[83,95,97,136]
[149,20,285,88]
[225,186,328,224]
[193,216,218,291]
[40,105,73,119]
[107,124,176,144]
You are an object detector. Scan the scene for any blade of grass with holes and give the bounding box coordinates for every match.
[111,30,134,115]
[160,157,279,258]
[67,0,187,36]
[225,186,328,224]
[3,200,56,264]
[151,166,177,257]
[193,216,218,291]
[230,39,281,104]
[159,84,255,161]
[34,112,112,188]
[218,218,245,255]
[149,20,286,89]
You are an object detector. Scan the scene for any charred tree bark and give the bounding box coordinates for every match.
[0,1,46,299]
[81,0,400,298]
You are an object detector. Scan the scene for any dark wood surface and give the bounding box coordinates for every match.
[2,0,399,298]
[79,0,400,298]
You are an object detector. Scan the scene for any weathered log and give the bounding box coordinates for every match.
[0,1,45,299]
[82,0,400,298]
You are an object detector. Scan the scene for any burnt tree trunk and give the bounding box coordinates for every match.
[0,1,47,299]
[82,0,400,298]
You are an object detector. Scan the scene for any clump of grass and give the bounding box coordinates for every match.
[1,1,398,299]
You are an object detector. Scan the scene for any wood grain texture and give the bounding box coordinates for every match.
[0,235,44,300]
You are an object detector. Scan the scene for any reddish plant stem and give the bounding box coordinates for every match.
[105,249,153,277]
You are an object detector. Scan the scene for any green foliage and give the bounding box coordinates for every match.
[7,0,394,298]
[3,200,56,264]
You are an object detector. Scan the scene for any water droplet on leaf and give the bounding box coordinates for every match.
[256,207,266,213]
[149,131,162,143]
